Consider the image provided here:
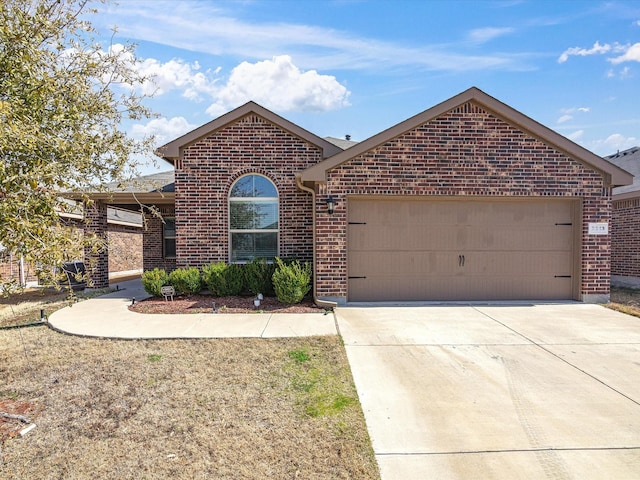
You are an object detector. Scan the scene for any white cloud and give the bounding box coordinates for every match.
[560,107,590,114]
[467,27,514,43]
[608,42,640,64]
[558,41,612,63]
[558,107,590,123]
[132,117,197,146]
[96,2,530,73]
[567,130,584,141]
[588,133,639,155]
[205,55,351,117]
[558,41,640,66]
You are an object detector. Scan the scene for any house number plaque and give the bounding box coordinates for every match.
[588,222,608,235]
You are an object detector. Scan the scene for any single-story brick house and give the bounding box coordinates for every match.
[86,87,632,304]
[606,147,640,286]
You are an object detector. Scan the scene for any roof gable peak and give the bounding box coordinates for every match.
[299,87,632,187]
[155,101,342,161]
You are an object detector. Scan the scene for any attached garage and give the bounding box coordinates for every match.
[347,197,578,302]
[300,87,632,305]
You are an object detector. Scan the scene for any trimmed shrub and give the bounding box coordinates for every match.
[168,266,202,295]
[141,268,169,297]
[244,257,276,296]
[225,263,245,296]
[201,262,244,296]
[272,257,312,304]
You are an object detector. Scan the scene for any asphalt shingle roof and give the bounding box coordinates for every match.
[606,147,640,195]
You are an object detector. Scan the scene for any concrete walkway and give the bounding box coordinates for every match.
[48,279,337,339]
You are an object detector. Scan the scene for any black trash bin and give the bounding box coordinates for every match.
[62,261,87,291]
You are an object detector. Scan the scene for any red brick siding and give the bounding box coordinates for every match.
[174,114,320,268]
[84,201,109,288]
[0,254,38,284]
[107,225,143,273]
[143,206,176,272]
[315,102,609,301]
[612,198,640,276]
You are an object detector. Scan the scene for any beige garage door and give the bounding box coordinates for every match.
[347,197,578,302]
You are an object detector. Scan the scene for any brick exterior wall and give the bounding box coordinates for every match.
[611,197,640,277]
[84,201,109,288]
[315,102,610,302]
[0,253,38,284]
[143,205,177,272]
[108,225,143,273]
[174,113,321,268]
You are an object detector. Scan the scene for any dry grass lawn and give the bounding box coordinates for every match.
[0,327,379,479]
[608,286,640,317]
[0,288,114,328]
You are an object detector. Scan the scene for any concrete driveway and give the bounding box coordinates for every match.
[336,304,640,480]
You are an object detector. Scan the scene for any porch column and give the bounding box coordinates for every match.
[84,200,109,288]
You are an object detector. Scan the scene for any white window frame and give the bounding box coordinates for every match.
[228,174,279,263]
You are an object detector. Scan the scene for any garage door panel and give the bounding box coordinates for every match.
[349,251,459,276]
[350,225,572,251]
[348,274,573,302]
[347,198,577,302]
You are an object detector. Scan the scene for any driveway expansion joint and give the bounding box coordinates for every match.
[376,445,640,456]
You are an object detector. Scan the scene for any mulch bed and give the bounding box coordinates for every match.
[129,294,327,314]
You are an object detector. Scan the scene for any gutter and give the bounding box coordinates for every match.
[295,175,338,310]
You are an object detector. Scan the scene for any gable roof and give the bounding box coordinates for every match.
[606,146,640,197]
[299,87,633,188]
[156,101,343,162]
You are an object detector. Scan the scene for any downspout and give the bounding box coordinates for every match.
[295,175,338,309]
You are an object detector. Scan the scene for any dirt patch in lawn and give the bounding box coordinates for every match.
[129,294,327,314]
[0,327,379,479]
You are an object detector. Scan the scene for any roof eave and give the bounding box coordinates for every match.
[65,191,176,205]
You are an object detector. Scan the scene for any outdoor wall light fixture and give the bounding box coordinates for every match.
[326,196,336,214]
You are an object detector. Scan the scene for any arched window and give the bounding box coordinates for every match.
[229,174,278,262]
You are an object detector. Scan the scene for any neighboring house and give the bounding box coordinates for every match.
[0,206,143,287]
[84,87,632,304]
[605,147,640,286]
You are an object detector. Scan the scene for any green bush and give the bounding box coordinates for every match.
[244,258,275,296]
[201,262,244,296]
[272,257,312,304]
[168,266,202,295]
[225,264,245,296]
[141,268,169,297]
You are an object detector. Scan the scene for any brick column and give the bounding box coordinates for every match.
[84,201,109,288]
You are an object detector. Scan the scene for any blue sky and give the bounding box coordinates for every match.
[90,0,640,174]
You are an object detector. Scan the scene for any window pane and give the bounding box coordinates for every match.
[254,232,277,258]
[164,238,176,258]
[254,202,278,229]
[230,202,278,230]
[252,176,277,197]
[231,233,253,262]
[231,232,277,261]
[230,175,277,198]
[230,176,254,197]
[163,218,175,237]
[229,203,255,229]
